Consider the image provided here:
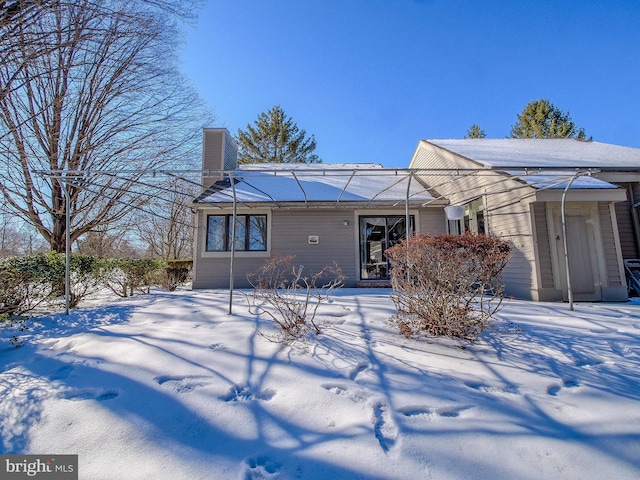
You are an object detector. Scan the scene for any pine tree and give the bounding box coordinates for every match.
[236,105,321,164]
[465,124,486,139]
[510,99,590,140]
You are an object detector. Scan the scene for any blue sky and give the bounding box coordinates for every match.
[180,0,640,168]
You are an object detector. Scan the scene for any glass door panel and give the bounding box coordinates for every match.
[359,216,413,280]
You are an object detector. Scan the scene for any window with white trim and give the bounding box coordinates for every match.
[206,214,267,252]
[463,199,486,235]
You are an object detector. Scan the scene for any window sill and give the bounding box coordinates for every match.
[201,251,270,259]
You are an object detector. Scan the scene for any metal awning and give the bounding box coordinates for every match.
[193,165,439,208]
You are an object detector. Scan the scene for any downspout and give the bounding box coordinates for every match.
[228,173,237,315]
[561,172,581,311]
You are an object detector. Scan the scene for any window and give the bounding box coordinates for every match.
[447,219,462,235]
[206,214,267,252]
[463,199,485,235]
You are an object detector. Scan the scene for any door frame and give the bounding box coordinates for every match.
[357,213,415,281]
[546,202,605,301]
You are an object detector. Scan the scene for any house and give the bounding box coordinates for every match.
[192,130,640,302]
[191,129,448,289]
[409,138,640,302]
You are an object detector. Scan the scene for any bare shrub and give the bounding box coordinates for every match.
[386,233,511,341]
[161,260,192,291]
[246,255,345,342]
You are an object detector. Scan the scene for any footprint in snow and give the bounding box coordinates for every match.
[59,389,118,402]
[608,341,637,357]
[399,405,473,419]
[321,383,370,403]
[242,455,281,479]
[590,327,616,334]
[155,375,211,394]
[574,357,604,368]
[464,381,519,395]
[547,378,579,396]
[220,384,276,403]
[373,402,398,453]
[349,362,369,381]
[49,365,74,381]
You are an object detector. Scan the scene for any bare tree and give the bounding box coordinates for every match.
[0,0,209,253]
[75,227,142,258]
[135,178,195,260]
[1,1,202,101]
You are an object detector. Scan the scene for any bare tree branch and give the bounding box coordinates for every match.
[0,0,211,252]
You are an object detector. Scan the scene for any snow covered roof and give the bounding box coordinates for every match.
[426,139,640,169]
[195,163,435,205]
[510,172,620,190]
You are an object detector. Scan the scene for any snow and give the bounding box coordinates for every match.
[508,172,620,190]
[196,165,434,204]
[2,289,640,479]
[427,139,640,169]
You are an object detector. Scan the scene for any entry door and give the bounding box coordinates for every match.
[553,211,602,301]
[359,216,412,280]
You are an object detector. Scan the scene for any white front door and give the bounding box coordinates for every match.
[551,206,603,301]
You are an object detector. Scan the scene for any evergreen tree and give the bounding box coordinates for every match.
[236,105,321,164]
[465,124,486,139]
[510,99,590,140]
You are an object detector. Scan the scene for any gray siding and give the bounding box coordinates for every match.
[599,203,624,287]
[193,207,443,289]
[202,129,237,187]
[533,202,554,289]
[613,184,637,258]
[270,209,358,285]
[418,208,447,235]
[411,143,540,300]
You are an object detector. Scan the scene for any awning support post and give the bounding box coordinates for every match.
[228,173,237,315]
[561,172,580,311]
[64,182,71,316]
[405,172,413,284]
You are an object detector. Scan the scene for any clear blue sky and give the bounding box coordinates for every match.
[180,0,640,168]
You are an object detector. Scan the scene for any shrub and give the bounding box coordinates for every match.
[162,260,192,291]
[0,259,42,317]
[386,233,511,341]
[246,254,345,342]
[0,252,109,316]
[101,258,166,297]
[0,253,64,316]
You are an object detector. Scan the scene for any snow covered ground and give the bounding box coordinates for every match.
[1,288,640,479]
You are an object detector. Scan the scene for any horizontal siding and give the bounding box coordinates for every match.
[614,196,637,258]
[533,203,554,288]
[192,257,260,289]
[411,142,542,299]
[418,208,446,235]
[195,207,436,289]
[599,203,623,287]
[270,210,357,285]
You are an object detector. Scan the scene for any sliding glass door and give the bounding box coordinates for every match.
[359,215,413,280]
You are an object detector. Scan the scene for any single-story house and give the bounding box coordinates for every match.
[409,138,640,302]
[192,129,640,302]
[191,129,448,289]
